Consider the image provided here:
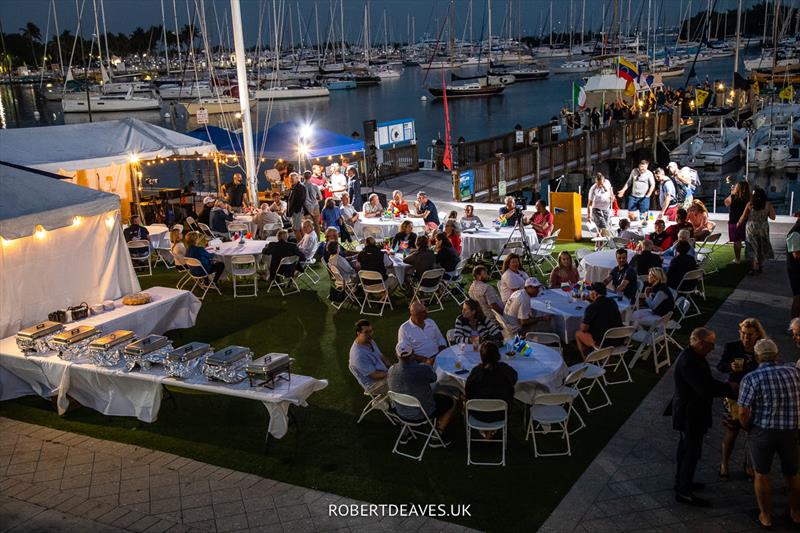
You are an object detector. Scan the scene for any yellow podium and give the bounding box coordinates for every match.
[549,192,582,242]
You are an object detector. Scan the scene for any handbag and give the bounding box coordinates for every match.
[68,302,89,321]
[48,309,68,323]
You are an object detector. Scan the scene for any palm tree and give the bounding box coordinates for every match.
[19,22,42,68]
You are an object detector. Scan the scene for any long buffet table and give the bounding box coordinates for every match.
[0,286,327,439]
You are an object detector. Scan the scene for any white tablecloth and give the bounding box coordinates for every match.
[531,289,630,342]
[580,249,635,282]
[436,343,567,404]
[0,286,200,403]
[210,239,275,273]
[354,215,426,239]
[386,253,411,284]
[461,227,539,257]
[229,215,257,235]
[145,225,170,249]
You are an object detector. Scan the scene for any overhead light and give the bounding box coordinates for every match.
[35,225,46,239]
[72,216,82,227]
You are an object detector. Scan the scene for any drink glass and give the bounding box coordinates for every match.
[470,336,480,352]
[458,342,466,354]
[545,300,552,310]
[733,357,745,372]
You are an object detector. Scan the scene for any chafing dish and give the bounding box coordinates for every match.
[87,330,136,366]
[50,326,101,361]
[123,335,173,371]
[245,353,292,389]
[165,342,212,379]
[16,321,64,354]
[202,345,252,383]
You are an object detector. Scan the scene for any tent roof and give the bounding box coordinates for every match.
[0,118,217,172]
[188,121,364,159]
[0,162,120,240]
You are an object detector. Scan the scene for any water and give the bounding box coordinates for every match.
[1,54,797,213]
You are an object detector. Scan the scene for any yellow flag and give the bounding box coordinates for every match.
[695,88,710,107]
[624,80,635,97]
[752,80,759,95]
[779,85,795,101]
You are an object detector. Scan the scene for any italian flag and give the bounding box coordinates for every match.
[572,83,587,109]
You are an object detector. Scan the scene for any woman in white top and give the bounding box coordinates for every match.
[587,172,614,241]
[498,253,530,303]
[329,163,348,200]
[169,227,186,264]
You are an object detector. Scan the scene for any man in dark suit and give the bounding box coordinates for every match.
[262,229,304,280]
[672,327,736,506]
[286,172,306,242]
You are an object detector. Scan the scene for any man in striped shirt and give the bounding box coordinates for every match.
[738,339,800,529]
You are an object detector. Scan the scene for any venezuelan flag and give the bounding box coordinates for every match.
[616,57,639,83]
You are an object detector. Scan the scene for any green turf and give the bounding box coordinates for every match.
[0,243,747,532]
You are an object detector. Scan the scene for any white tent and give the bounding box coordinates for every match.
[0,163,139,338]
[0,118,216,220]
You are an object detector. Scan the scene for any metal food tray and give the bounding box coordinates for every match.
[164,342,212,379]
[245,353,292,389]
[202,345,252,383]
[87,330,136,367]
[123,335,173,371]
[50,326,101,361]
[16,321,64,354]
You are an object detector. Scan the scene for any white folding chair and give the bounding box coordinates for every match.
[227,221,249,239]
[492,241,525,276]
[676,269,705,318]
[665,297,691,352]
[359,270,393,316]
[530,236,557,277]
[524,332,563,353]
[465,399,508,466]
[575,247,592,268]
[268,256,301,296]
[196,222,216,240]
[526,393,575,457]
[299,257,321,285]
[630,312,674,373]
[411,268,445,312]
[261,222,282,239]
[329,264,363,310]
[387,391,447,461]
[355,381,398,425]
[612,237,631,249]
[491,309,516,341]
[567,346,613,412]
[184,216,199,231]
[127,240,152,277]
[597,326,636,385]
[183,257,222,300]
[172,254,192,289]
[552,366,588,435]
[231,254,258,297]
[695,233,722,274]
[442,259,468,305]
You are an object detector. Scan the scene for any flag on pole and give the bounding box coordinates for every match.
[615,56,639,82]
[572,83,587,109]
[752,80,760,95]
[624,80,636,98]
[441,70,452,171]
[778,85,795,102]
[695,88,710,107]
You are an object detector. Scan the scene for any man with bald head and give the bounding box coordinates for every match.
[397,302,447,361]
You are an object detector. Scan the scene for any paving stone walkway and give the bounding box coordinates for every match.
[0,417,472,533]
[540,255,798,533]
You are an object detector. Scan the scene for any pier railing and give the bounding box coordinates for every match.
[457,112,675,202]
[378,144,419,178]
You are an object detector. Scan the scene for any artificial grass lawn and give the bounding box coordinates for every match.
[0,243,747,532]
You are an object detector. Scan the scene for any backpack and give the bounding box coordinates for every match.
[672,177,688,204]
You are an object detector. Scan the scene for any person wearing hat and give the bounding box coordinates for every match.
[574,282,623,357]
[387,338,455,437]
[503,277,551,336]
[197,195,216,226]
[737,338,800,528]
[787,214,800,318]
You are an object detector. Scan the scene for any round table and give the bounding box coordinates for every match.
[353,215,426,239]
[385,252,411,285]
[229,215,256,235]
[531,289,630,342]
[460,226,539,257]
[144,225,170,249]
[580,249,635,282]
[209,239,275,273]
[435,342,567,404]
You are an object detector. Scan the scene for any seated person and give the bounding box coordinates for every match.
[391,220,417,250]
[320,198,344,230]
[403,235,436,283]
[549,251,579,288]
[498,196,523,226]
[499,253,530,303]
[631,267,675,326]
[397,302,447,359]
[169,227,186,263]
[327,241,357,284]
[348,319,390,393]
[411,191,440,231]
[460,204,483,231]
[633,239,663,276]
[434,232,460,279]
[185,231,225,283]
[648,218,672,250]
[666,239,698,290]
[209,200,234,235]
[687,199,713,241]
[443,221,462,256]
[387,339,455,434]
[357,236,399,291]
[124,214,150,242]
[503,278,551,335]
[574,282,623,357]
[616,218,643,242]
[527,200,554,238]
[297,219,318,260]
[453,299,503,345]
[665,207,693,243]
[363,193,383,218]
[603,248,638,303]
[465,342,518,429]
[340,192,360,227]
[388,190,410,215]
[254,203,283,237]
[663,228,697,261]
[469,265,505,325]
[262,229,304,280]
[197,196,214,226]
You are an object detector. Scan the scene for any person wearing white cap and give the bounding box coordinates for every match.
[198,195,216,225]
[387,338,455,436]
[503,277,551,335]
[737,338,800,528]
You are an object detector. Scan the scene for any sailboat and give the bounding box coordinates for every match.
[670,120,747,167]
[747,106,800,169]
[62,86,161,113]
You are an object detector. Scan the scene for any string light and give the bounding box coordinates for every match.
[129,154,139,164]
[34,225,46,240]
[72,216,82,227]
[1,237,11,247]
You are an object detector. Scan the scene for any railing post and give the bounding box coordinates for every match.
[584,130,592,175]
[452,170,461,202]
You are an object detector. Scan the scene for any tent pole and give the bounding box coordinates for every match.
[129,163,144,222]
[214,155,222,195]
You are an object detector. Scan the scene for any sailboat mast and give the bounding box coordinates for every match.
[229,0,258,209]
[340,0,345,64]
[172,0,181,68]
[384,9,388,55]
[315,2,320,64]
[733,0,742,75]
[569,0,573,54]
[549,1,553,49]
[99,0,111,68]
[52,0,65,79]
[92,0,104,70]
[581,0,585,50]
[160,0,170,74]
[487,0,492,62]
[364,3,369,63]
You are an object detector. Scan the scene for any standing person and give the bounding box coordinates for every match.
[587,172,614,244]
[617,159,656,216]
[286,172,307,241]
[590,107,601,130]
[738,187,776,275]
[303,171,322,236]
[787,213,800,318]
[348,319,390,393]
[656,167,679,221]
[412,191,440,231]
[672,327,737,507]
[716,318,765,479]
[225,173,250,212]
[468,265,505,326]
[329,163,347,201]
[725,180,751,264]
[737,339,800,529]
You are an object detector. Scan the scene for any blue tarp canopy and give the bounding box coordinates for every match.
[187,122,364,160]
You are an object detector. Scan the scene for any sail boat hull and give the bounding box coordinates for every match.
[427,85,505,99]
[182,98,254,115]
[253,86,330,100]
[62,93,161,113]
